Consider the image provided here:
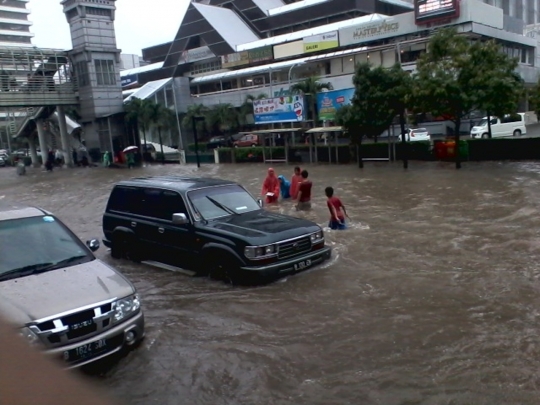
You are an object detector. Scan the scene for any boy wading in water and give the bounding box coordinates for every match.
[295,170,312,211]
[325,186,348,230]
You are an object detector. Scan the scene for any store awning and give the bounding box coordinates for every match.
[306,126,344,133]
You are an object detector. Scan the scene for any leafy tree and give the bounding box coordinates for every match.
[412,28,523,168]
[290,76,332,127]
[335,104,365,167]
[239,93,267,127]
[147,103,176,164]
[206,103,239,134]
[181,104,208,135]
[124,97,154,163]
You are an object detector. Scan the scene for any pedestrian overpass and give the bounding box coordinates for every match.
[0,47,79,165]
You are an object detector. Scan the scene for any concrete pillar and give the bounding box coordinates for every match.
[35,118,48,167]
[28,135,40,168]
[57,106,74,167]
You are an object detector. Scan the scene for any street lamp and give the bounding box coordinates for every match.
[288,62,305,86]
[191,115,205,168]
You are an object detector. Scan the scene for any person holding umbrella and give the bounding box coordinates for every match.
[123,145,138,169]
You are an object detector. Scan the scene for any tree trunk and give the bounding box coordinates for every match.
[158,126,165,165]
[357,135,364,169]
[455,118,461,170]
[487,111,492,138]
[400,112,408,169]
[142,126,148,165]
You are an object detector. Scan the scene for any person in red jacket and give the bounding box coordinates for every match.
[325,186,348,230]
[289,166,302,200]
[261,167,280,203]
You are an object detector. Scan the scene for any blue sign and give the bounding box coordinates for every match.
[253,95,305,124]
[317,88,355,121]
[121,74,138,88]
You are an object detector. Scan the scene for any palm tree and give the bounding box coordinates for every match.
[206,103,239,134]
[147,103,176,164]
[181,104,208,136]
[124,97,154,164]
[290,76,333,127]
[239,93,267,127]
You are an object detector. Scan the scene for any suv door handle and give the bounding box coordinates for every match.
[158,227,164,234]
[131,222,137,228]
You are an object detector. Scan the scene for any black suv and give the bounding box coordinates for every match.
[102,176,331,284]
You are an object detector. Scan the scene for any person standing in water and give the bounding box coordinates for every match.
[261,167,280,203]
[278,175,291,200]
[325,186,348,230]
[289,166,302,200]
[295,170,312,211]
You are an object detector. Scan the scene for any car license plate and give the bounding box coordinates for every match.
[294,259,312,271]
[63,339,107,362]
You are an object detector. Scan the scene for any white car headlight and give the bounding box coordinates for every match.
[113,294,141,323]
[244,244,277,259]
[310,230,324,243]
[20,326,40,346]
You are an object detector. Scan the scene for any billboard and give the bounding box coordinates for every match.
[179,46,215,64]
[339,18,403,47]
[317,88,355,121]
[253,95,305,124]
[221,51,249,68]
[248,46,273,63]
[303,31,339,53]
[415,0,460,24]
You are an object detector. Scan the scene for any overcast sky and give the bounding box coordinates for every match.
[29,0,189,55]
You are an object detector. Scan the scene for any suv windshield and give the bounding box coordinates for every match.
[0,215,92,281]
[188,185,261,220]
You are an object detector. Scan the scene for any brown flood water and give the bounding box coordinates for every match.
[1,161,540,405]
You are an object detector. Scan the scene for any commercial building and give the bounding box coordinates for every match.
[121,0,539,144]
[0,0,33,47]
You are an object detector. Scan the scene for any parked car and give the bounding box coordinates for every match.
[102,176,332,284]
[0,206,145,368]
[233,134,261,148]
[207,136,231,149]
[0,155,5,167]
[470,113,526,139]
[398,128,431,142]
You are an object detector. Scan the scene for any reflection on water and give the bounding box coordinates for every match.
[2,161,540,404]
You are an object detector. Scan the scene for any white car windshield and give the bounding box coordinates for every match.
[188,185,261,220]
[477,119,489,127]
[0,216,92,280]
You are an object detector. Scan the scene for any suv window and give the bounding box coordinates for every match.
[502,114,522,123]
[0,216,92,279]
[141,189,187,221]
[107,186,142,214]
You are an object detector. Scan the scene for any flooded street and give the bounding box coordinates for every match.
[2,161,540,404]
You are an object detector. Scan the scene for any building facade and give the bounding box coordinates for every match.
[0,0,33,47]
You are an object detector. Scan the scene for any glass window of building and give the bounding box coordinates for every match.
[75,61,89,87]
[94,59,116,86]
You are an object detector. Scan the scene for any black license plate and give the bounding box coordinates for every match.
[63,338,109,362]
[294,259,312,271]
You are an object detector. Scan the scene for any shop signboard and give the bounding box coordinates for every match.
[415,0,460,24]
[248,46,273,63]
[339,17,406,46]
[303,31,339,53]
[253,95,305,124]
[221,51,249,68]
[179,46,215,64]
[316,88,355,121]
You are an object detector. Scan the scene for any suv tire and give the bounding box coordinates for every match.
[205,251,242,285]
[111,232,141,262]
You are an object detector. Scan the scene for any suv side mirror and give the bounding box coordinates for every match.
[172,213,189,225]
[257,198,263,207]
[86,239,100,252]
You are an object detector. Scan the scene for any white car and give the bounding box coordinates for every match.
[398,128,431,142]
[0,155,6,167]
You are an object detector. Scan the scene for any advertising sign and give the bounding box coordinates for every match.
[303,31,339,53]
[180,46,215,64]
[316,88,355,121]
[248,46,273,63]
[253,95,305,124]
[121,74,138,88]
[339,18,403,46]
[221,51,249,68]
[415,0,460,24]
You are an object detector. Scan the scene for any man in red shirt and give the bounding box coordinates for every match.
[325,186,348,230]
[296,170,312,211]
[289,166,302,200]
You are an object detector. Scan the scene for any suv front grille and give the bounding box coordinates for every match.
[32,300,116,347]
[278,236,312,259]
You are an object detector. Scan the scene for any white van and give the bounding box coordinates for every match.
[470,113,526,139]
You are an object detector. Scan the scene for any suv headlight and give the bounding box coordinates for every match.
[310,230,324,243]
[20,326,40,346]
[113,294,141,323]
[244,244,277,259]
